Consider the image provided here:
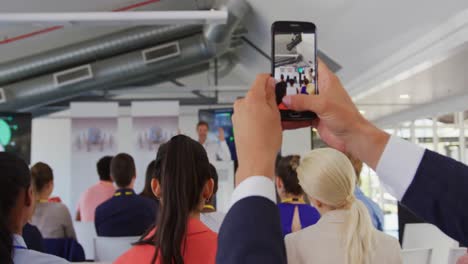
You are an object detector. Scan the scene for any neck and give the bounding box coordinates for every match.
[189,211,201,219]
[199,137,206,144]
[101,179,112,183]
[280,193,303,202]
[119,185,133,190]
[37,192,49,201]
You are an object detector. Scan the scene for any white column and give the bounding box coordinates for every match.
[410,121,416,144]
[432,116,439,153]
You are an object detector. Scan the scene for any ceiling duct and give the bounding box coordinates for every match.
[0,25,202,86]
[0,0,250,112]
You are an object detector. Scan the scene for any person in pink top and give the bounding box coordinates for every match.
[75,156,115,222]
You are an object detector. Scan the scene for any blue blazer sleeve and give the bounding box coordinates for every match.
[216,196,287,264]
[401,149,468,246]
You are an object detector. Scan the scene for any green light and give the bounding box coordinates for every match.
[298,67,304,74]
[229,136,234,142]
[0,119,12,147]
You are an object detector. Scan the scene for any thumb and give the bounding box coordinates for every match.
[282,94,325,114]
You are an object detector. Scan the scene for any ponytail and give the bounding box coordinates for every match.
[0,153,31,264]
[137,135,211,264]
[343,199,375,264]
[297,148,376,264]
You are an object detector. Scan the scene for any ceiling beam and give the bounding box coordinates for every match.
[0,11,228,27]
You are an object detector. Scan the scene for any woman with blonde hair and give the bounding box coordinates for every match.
[285,148,401,264]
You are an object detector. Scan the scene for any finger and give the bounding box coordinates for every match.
[282,94,325,115]
[265,76,277,108]
[316,59,334,93]
[232,98,244,123]
[247,74,270,101]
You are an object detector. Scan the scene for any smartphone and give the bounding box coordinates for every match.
[271,21,318,120]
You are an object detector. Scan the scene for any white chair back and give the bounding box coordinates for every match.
[402,248,432,264]
[403,223,458,264]
[448,247,467,264]
[94,236,140,262]
[74,221,97,260]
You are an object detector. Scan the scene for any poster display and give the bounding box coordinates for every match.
[131,101,179,192]
[70,103,119,216]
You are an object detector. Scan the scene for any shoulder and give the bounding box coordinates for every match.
[46,202,71,214]
[373,230,400,249]
[300,204,319,214]
[96,198,113,211]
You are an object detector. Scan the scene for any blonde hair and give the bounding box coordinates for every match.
[296,148,375,264]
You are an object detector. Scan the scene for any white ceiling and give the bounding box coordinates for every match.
[1,0,468,124]
[357,41,468,127]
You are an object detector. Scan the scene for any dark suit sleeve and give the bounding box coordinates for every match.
[401,149,468,246]
[216,196,287,264]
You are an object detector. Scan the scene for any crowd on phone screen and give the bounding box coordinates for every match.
[2,62,468,264]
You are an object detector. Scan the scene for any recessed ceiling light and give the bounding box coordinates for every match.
[400,94,410,99]
[359,110,366,115]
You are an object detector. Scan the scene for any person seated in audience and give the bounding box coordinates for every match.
[31,162,76,239]
[0,153,68,264]
[285,148,402,264]
[346,153,385,231]
[76,156,115,222]
[23,181,45,252]
[95,153,156,237]
[115,135,217,264]
[300,79,309,94]
[22,223,45,253]
[276,155,320,237]
[276,81,288,110]
[201,164,226,233]
[139,160,158,201]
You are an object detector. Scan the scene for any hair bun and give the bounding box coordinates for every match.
[289,155,300,171]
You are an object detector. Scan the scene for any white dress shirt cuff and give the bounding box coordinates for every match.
[230,176,276,208]
[376,135,425,200]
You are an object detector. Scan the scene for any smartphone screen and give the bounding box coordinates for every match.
[272,21,317,120]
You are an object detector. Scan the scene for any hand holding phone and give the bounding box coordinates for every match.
[272,21,318,121]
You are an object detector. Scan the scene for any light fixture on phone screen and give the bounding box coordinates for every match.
[399,94,410,99]
[359,110,366,115]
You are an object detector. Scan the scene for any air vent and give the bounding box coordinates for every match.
[53,65,93,87]
[0,88,5,103]
[143,42,180,64]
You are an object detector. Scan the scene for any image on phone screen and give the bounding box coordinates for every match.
[274,32,317,111]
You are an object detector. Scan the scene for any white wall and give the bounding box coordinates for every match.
[31,106,312,210]
[31,118,72,206]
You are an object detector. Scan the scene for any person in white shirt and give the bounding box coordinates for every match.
[196,121,232,162]
[201,164,226,233]
[286,79,298,96]
[0,152,68,264]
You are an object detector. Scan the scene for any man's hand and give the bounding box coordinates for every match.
[282,61,390,169]
[232,74,282,185]
[218,127,225,142]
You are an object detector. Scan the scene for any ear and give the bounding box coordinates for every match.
[203,178,214,200]
[25,186,33,207]
[275,177,283,190]
[151,178,161,198]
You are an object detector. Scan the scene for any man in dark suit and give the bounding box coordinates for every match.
[217,62,467,263]
[95,153,156,237]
